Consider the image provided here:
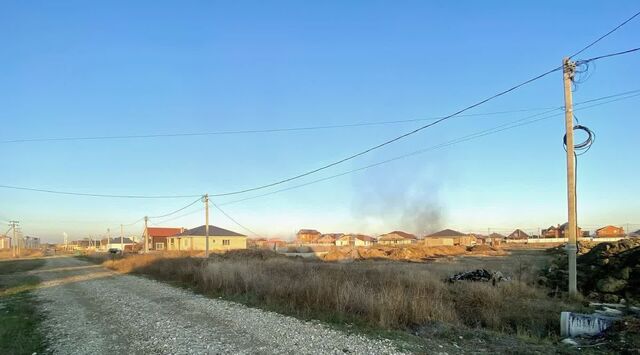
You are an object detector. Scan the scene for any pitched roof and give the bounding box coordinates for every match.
[488,232,505,239]
[178,225,245,237]
[382,231,417,239]
[507,229,530,239]
[596,225,622,232]
[355,235,376,242]
[425,229,467,238]
[297,229,321,235]
[146,227,184,237]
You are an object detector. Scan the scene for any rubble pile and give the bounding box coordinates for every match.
[447,269,510,283]
[542,238,640,303]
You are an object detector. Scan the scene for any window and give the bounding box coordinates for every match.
[155,243,164,250]
[223,240,230,246]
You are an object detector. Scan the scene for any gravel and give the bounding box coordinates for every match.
[33,257,405,354]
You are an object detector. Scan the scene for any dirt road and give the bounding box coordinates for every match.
[32,256,403,354]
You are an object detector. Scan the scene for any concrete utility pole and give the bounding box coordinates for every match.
[9,221,19,258]
[563,57,578,295]
[107,228,111,251]
[144,216,149,254]
[204,194,210,258]
[120,224,124,252]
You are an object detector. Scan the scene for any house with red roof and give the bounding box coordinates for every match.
[145,227,185,251]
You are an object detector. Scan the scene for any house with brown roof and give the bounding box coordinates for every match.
[336,234,377,247]
[317,233,343,245]
[542,223,582,238]
[595,225,625,238]
[296,229,322,244]
[378,231,417,245]
[144,227,185,251]
[424,229,474,247]
[507,229,530,240]
[167,225,246,251]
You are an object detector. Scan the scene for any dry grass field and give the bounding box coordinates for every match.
[85,248,583,343]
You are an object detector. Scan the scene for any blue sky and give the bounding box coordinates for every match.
[1,1,639,242]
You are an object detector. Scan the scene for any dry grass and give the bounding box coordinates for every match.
[0,249,44,260]
[84,249,581,338]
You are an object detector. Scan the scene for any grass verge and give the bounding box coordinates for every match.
[0,258,46,355]
[83,250,587,352]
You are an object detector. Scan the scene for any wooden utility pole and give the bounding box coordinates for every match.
[120,224,124,252]
[204,194,210,258]
[563,57,578,295]
[144,216,149,254]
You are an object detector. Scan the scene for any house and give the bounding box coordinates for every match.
[507,229,530,240]
[0,235,11,249]
[595,225,625,238]
[630,229,640,237]
[317,233,343,245]
[103,237,136,251]
[424,229,474,247]
[296,229,322,244]
[167,225,247,251]
[336,234,376,247]
[354,235,376,246]
[542,223,582,238]
[378,231,417,245]
[250,238,286,250]
[144,227,185,251]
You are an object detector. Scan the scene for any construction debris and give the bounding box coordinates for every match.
[447,269,510,284]
[541,238,640,303]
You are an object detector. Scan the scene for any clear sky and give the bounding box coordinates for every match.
[1,1,639,242]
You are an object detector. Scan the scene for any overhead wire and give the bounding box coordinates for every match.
[209,48,640,197]
[0,107,568,145]
[150,207,204,226]
[569,10,640,58]
[147,197,203,219]
[217,90,640,206]
[0,185,202,199]
[209,201,264,238]
[1,88,638,203]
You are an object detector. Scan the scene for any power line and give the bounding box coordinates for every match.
[209,201,263,238]
[569,10,640,58]
[0,185,201,199]
[0,107,565,145]
[150,206,204,226]
[147,197,203,219]
[577,47,640,64]
[217,90,640,206]
[208,67,563,197]
[1,88,638,201]
[207,48,640,198]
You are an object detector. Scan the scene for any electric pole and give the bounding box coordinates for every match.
[563,57,578,296]
[204,194,210,258]
[106,228,111,251]
[9,221,19,258]
[120,224,124,252]
[144,216,149,254]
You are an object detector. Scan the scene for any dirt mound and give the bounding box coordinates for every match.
[542,238,640,303]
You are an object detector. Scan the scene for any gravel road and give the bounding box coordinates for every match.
[33,256,405,354]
